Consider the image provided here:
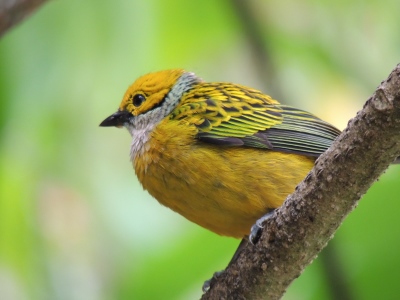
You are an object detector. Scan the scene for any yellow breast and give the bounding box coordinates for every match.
[133,117,314,238]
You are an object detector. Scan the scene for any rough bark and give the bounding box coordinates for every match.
[202,64,400,299]
[0,0,48,37]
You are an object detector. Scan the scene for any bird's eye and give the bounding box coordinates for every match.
[133,94,146,107]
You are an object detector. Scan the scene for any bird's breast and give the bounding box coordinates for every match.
[132,118,315,238]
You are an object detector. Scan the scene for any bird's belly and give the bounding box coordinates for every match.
[133,125,315,238]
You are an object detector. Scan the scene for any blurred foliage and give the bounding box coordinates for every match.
[0,0,399,299]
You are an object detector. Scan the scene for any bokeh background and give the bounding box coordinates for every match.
[1,0,400,299]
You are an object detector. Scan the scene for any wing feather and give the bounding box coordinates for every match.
[170,83,341,157]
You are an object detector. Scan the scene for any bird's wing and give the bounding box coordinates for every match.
[259,105,341,156]
[170,83,341,157]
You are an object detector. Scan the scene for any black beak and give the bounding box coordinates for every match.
[99,110,132,127]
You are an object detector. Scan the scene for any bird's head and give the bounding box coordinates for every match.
[100,69,201,131]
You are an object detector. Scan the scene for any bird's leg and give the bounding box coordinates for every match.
[249,210,275,244]
[202,237,249,293]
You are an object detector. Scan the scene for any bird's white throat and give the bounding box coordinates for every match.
[126,118,156,161]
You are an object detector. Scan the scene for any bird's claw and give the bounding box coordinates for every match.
[202,280,211,293]
[249,223,263,245]
[249,210,275,244]
[202,270,224,293]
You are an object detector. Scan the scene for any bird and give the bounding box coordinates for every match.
[100,69,342,239]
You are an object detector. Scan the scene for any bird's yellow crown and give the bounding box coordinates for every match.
[119,69,199,117]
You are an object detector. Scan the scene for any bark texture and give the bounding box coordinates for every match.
[202,64,400,300]
[0,0,48,37]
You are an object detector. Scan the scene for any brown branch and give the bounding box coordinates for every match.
[0,0,49,37]
[202,64,400,299]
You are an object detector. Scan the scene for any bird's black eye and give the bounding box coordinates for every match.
[133,94,145,107]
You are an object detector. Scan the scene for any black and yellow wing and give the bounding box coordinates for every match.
[170,82,341,157]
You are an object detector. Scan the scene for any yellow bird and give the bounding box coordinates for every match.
[100,69,341,239]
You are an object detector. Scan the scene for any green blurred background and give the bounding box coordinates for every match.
[0,0,400,299]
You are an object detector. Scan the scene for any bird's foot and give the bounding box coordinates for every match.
[249,210,275,244]
[202,270,224,293]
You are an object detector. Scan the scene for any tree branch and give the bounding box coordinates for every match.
[202,64,400,300]
[0,0,48,37]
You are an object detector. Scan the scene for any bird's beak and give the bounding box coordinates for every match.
[99,110,132,128]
